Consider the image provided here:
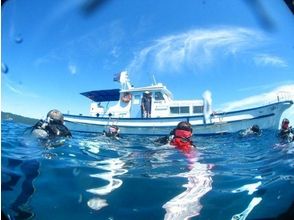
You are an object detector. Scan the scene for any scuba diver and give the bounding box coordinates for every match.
[30,109,72,140]
[155,121,195,153]
[239,124,262,137]
[170,121,195,153]
[2,110,72,219]
[278,118,294,143]
[103,125,120,140]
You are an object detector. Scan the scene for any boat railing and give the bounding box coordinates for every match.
[276,91,294,103]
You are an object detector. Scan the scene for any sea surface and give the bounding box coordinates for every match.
[1,120,294,220]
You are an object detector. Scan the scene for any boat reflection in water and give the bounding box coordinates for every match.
[79,140,128,211]
[163,148,213,219]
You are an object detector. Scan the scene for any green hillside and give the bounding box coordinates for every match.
[1,111,39,125]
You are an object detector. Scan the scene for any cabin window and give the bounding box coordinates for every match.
[170,107,179,114]
[155,92,164,100]
[132,95,141,104]
[170,106,190,114]
[193,106,203,113]
[180,106,189,113]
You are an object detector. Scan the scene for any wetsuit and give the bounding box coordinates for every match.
[103,131,120,138]
[103,126,120,139]
[279,127,294,142]
[31,119,72,139]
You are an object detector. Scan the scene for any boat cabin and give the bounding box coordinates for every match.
[82,71,210,119]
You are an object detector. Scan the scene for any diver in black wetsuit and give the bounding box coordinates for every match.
[2,110,72,219]
[103,125,120,139]
[239,124,262,137]
[278,118,294,143]
[31,109,72,140]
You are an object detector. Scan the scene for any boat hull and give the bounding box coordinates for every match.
[64,101,293,135]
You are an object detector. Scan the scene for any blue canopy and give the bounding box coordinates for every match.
[81,89,120,102]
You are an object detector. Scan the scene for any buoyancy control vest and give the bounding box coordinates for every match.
[31,120,72,139]
[170,129,194,153]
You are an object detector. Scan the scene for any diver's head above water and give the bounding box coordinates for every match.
[46,109,64,124]
[30,109,72,141]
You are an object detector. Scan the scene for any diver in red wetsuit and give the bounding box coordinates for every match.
[170,121,195,153]
[154,121,195,152]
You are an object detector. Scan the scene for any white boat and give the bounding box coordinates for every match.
[64,71,293,135]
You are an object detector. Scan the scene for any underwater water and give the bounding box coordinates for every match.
[1,120,294,220]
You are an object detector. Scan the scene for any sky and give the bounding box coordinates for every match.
[1,0,294,124]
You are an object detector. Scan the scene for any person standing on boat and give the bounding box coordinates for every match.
[278,118,294,142]
[141,91,152,118]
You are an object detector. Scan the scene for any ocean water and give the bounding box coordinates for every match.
[1,120,294,220]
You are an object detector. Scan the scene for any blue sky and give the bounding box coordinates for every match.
[2,0,294,123]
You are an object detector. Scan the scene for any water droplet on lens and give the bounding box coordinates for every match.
[73,167,80,176]
[2,62,8,74]
[15,34,23,44]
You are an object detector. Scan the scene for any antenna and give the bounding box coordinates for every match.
[152,74,157,85]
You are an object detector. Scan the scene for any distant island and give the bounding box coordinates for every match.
[1,111,38,125]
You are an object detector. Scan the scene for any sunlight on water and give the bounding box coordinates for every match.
[79,139,128,211]
[232,181,262,195]
[1,122,294,219]
[86,159,127,196]
[163,161,213,220]
[231,197,262,220]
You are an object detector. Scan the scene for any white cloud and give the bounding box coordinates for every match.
[237,81,294,92]
[254,54,287,67]
[6,83,23,95]
[127,27,264,74]
[4,78,39,98]
[219,84,294,124]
